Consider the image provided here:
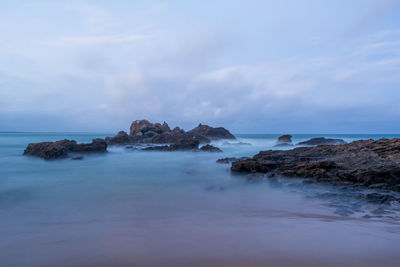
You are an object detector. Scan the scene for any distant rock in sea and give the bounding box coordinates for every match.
[24,139,107,160]
[188,123,235,140]
[275,134,293,146]
[105,119,235,146]
[297,137,346,146]
[199,144,223,152]
[231,138,400,191]
[216,157,251,164]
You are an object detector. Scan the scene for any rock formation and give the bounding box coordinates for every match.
[297,137,346,146]
[24,139,107,160]
[275,134,293,146]
[231,138,400,191]
[188,123,235,140]
[105,120,235,146]
[199,145,223,152]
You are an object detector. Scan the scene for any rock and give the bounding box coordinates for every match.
[231,138,400,191]
[24,139,107,160]
[71,156,84,160]
[276,134,292,146]
[143,139,200,151]
[129,120,171,136]
[105,131,138,145]
[297,137,346,146]
[188,123,235,140]
[216,157,250,164]
[151,131,210,144]
[199,145,223,152]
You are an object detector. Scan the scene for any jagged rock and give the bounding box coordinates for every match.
[188,123,235,140]
[106,120,234,146]
[151,132,210,144]
[24,139,107,160]
[216,157,250,164]
[231,138,400,191]
[199,145,223,152]
[143,139,200,151]
[129,120,171,136]
[297,137,346,146]
[275,134,293,146]
[105,131,137,145]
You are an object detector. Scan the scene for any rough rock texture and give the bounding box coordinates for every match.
[24,139,107,160]
[199,145,223,152]
[276,134,293,146]
[105,131,137,145]
[231,138,400,191]
[130,120,170,136]
[216,157,250,164]
[297,137,346,146]
[151,131,210,144]
[188,123,235,140]
[106,120,234,146]
[143,139,200,151]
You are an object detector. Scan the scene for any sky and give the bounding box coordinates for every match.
[0,0,400,133]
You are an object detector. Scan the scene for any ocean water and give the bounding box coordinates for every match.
[1,133,400,266]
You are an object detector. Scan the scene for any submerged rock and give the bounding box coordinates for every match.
[143,139,200,151]
[275,134,293,146]
[297,137,346,146]
[188,123,235,140]
[199,145,223,152]
[24,139,107,160]
[216,157,250,164]
[231,138,400,191]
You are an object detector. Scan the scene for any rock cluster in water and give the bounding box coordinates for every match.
[24,120,233,159]
[23,139,107,160]
[231,138,400,191]
[106,120,233,151]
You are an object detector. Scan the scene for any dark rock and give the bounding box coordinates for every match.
[71,156,84,160]
[143,139,200,151]
[276,135,293,146]
[151,131,210,144]
[199,145,223,152]
[105,131,138,145]
[216,157,250,164]
[130,120,171,136]
[297,137,346,146]
[188,123,235,140]
[231,138,400,191]
[24,139,107,160]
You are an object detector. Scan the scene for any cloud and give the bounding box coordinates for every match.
[47,34,149,46]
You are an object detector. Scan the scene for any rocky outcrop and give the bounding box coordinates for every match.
[106,120,234,146]
[24,139,107,160]
[199,145,223,152]
[188,123,235,140]
[143,139,200,151]
[151,131,210,144]
[130,120,170,136]
[216,157,250,164]
[297,137,346,146]
[105,131,138,145]
[231,138,400,191]
[276,134,293,146]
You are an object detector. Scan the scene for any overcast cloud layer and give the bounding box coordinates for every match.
[1,0,400,133]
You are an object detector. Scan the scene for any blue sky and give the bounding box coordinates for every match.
[0,0,400,133]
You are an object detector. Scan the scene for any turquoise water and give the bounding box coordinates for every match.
[1,133,400,266]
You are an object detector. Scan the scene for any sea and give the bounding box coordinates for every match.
[1,133,400,266]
